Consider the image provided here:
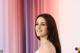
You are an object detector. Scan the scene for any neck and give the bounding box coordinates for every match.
[40,35,49,46]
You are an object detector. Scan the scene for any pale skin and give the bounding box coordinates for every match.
[35,17,56,53]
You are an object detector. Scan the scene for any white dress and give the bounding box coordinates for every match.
[35,50,39,53]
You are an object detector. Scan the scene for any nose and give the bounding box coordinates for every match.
[38,25,41,29]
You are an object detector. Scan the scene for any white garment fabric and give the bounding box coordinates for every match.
[35,50,39,53]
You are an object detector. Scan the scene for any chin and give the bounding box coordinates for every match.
[37,35,41,37]
[37,34,43,37]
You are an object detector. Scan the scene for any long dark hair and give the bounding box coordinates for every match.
[35,13,61,53]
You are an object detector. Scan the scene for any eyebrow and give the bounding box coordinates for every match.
[41,22,46,23]
[36,22,46,24]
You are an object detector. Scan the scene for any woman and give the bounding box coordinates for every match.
[35,14,61,53]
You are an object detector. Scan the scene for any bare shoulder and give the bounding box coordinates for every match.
[39,42,56,53]
[46,42,56,53]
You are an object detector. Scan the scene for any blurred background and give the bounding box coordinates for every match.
[0,0,80,53]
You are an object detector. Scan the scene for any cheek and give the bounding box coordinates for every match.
[35,26,39,33]
[35,27,38,32]
[42,27,48,33]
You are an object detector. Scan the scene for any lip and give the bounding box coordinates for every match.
[38,30,42,32]
[37,30,42,33]
[37,31,41,33]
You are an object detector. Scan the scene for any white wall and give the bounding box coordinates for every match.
[59,0,80,53]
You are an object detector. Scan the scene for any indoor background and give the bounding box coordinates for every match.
[0,0,80,53]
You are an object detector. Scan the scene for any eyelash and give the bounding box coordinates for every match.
[35,23,46,26]
[35,24,38,25]
[42,24,45,25]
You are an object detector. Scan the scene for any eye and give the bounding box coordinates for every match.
[42,24,45,25]
[41,23,46,26]
[35,23,38,26]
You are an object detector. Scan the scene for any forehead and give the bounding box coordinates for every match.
[36,17,46,23]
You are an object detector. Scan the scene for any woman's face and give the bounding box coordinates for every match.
[35,17,48,38]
